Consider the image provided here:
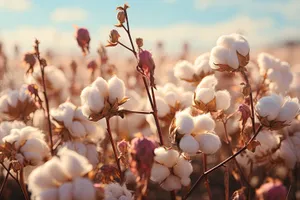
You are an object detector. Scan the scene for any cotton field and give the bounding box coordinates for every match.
[0,2,300,200]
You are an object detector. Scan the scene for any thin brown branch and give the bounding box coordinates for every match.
[203,154,212,200]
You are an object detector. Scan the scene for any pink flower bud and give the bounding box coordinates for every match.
[75,27,90,55]
[117,139,129,154]
[138,50,155,78]
[23,52,36,67]
[129,136,157,178]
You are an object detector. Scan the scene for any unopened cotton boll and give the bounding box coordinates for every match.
[256,94,283,121]
[150,163,170,183]
[194,113,215,134]
[108,76,126,104]
[160,175,182,191]
[175,111,194,134]
[179,135,199,154]
[195,88,215,104]
[154,147,179,168]
[174,60,195,81]
[195,133,221,154]
[276,97,299,123]
[155,97,170,117]
[215,90,231,110]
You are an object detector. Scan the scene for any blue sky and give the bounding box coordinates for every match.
[0,0,299,55]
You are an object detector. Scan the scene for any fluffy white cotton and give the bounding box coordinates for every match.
[195,132,221,154]
[2,126,50,165]
[254,130,280,158]
[73,177,96,200]
[194,113,215,134]
[195,88,215,104]
[154,147,179,168]
[197,75,218,89]
[256,94,283,121]
[51,102,76,128]
[92,77,109,97]
[150,163,170,183]
[104,183,133,200]
[173,156,193,179]
[108,76,126,104]
[0,120,25,143]
[160,175,182,191]
[179,135,199,154]
[165,91,178,107]
[174,60,195,81]
[276,97,299,123]
[80,86,105,114]
[194,53,213,75]
[210,34,249,70]
[175,111,194,134]
[155,97,171,117]
[215,90,231,110]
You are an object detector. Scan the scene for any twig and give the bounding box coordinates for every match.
[120,109,153,115]
[183,125,263,199]
[19,169,30,200]
[106,117,123,182]
[118,41,135,54]
[203,154,212,200]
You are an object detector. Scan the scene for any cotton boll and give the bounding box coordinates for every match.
[71,121,87,138]
[165,91,179,107]
[28,166,57,192]
[276,98,299,123]
[104,183,125,199]
[72,177,96,200]
[50,102,76,128]
[58,182,72,200]
[232,34,249,56]
[174,60,195,80]
[194,113,215,133]
[215,90,231,111]
[160,175,182,191]
[195,88,215,104]
[58,148,92,178]
[256,95,282,121]
[0,121,25,143]
[92,77,109,97]
[150,163,170,183]
[209,47,231,69]
[80,86,104,113]
[180,92,193,108]
[181,177,191,186]
[254,130,280,157]
[36,188,59,200]
[179,135,199,154]
[195,133,221,154]
[173,156,193,178]
[155,97,170,117]
[279,140,296,169]
[154,147,179,168]
[197,75,218,89]
[108,76,126,104]
[175,111,194,134]
[44,157,69,183]
[7,90,19,107]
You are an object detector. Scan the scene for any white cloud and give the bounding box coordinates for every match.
[0,0,31,11]
[51,7,88,22]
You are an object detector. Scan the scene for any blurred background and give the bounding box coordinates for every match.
[0,0,300,61]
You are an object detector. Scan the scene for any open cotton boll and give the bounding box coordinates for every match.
[257,53,276,74]
[58,182,72,200]
[154,147,179,168]
[104,183,133,200]
[195,88,215,104]
[175,111,194,134]
[174,60,195,80]
[43,157,70,183]
[276,97,299,123]
[150,163,170,183]
[165,91,179,107]
[195,133,221,154]
[215,90,231,111]
[36,188,59,200]
[194,53,212,75]
[155,97,170,117]
[256,94,283,121]
[180,92,193,108]
[197,74,218,89]
[58,148,93,178]
[108,76,126,104]
[160,175,182,191]
[91,77,109,97]
[173,156,193,178]
[279,139,297,169]
[254,130,280,157]
[181,177,191,186]
[80,86,105,114]
[194,113,215,134]
[0,120,25,143]
[72,177,96,200]
[209,46,230,70]
[179,135,199,154]
[51,102,76,128]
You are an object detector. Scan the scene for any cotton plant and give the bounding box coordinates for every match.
[194,74,231,113]
[173,52,213,85]
[0,120,26,143]
[170,109,221,155]
[0,84,38,121]
[28,148,96,200]
[25,65,70,101]
[150,147,193,191]
[209,33,250,72]
[257,53,293,95]
[80,76,128,121]
[51,101,105,142]
[255,94,299,130]
[1,126,50,167]
[103,182,133,200]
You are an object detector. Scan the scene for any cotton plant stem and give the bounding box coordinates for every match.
[0,164,11,199]
[184,125,263,200]
[120,109,153,115]
[106,117,123,182]
[203,154,212,200]
[19,169,30,200]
